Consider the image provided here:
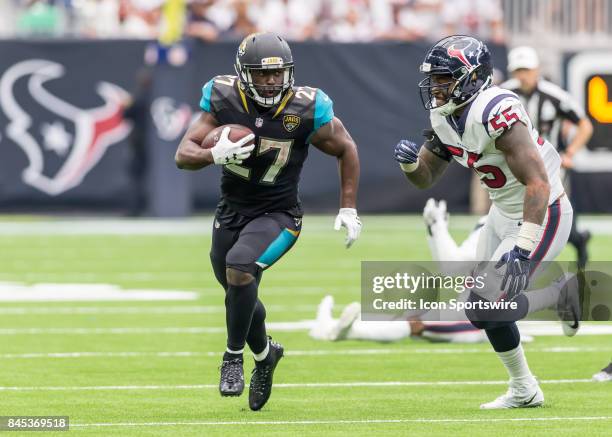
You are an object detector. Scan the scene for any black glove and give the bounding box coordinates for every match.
[394,140,420,171]
[495,245,532,299]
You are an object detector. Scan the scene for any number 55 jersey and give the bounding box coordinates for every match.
[430,86,564,219]
[200,75,334,218]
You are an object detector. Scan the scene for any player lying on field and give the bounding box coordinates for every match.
[310,199,486,344]
[175,32,362,411]
[394,36,581,409]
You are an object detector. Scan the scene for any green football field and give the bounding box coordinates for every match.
[0,215,610,436]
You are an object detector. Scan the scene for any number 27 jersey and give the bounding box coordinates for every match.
[200,75,334,217]
[430,86,564,218]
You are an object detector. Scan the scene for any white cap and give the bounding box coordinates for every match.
[507,46,540,72]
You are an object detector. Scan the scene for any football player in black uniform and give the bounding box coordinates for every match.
[175,33,361,411]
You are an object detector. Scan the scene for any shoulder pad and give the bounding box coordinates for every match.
[312,88,334,131]
[473,88,527,139]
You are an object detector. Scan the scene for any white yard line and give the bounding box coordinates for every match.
[0,327,226,335]
[0,321,610,335]
[0,379,596,392]
[0,346,610,360]
[0,216,610,235]
[0,305,317,315]
[70,416,612,428]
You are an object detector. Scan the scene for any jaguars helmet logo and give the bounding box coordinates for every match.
[283,114,301,132]
[238,32,264,57]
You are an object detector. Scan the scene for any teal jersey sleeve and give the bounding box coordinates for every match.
[199,79,214,112]
[313,89,334,131]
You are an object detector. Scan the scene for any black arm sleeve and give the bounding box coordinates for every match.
[422,129,452,162]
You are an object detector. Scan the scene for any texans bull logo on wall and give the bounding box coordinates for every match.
[0,59,131,196]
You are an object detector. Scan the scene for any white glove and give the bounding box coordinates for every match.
[210,126,255,165]
[334,208,362,248]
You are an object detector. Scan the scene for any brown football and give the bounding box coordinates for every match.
[201,124,255,149]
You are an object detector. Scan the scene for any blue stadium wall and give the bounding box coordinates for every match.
[3,39,601,215]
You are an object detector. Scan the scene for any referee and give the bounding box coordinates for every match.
[501,46,594,270]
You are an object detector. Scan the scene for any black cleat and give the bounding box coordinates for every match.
[219,357,244,397]
[576,230,591,271]
[249,338,284,411]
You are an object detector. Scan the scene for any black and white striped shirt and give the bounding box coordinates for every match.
[500,78,585,151]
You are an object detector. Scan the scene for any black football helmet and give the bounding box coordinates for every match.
[418,35,493,116]
[234,32,294,107]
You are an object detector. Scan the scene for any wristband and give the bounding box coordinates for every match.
[516,221,540,252]
[400,161,419,173]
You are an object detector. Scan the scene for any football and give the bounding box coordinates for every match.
[201,124,255,149]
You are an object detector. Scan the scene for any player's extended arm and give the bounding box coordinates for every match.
[310,116,362,247]
[494,121,550,298]
[175,112,220,170]
[496,122,550,226]
[310,117,360,208]
[394,130,450,189]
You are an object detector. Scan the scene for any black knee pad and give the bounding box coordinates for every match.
[465,291,517,330]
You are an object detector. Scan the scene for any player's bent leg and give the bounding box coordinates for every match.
[219,267,255,397]
[520,196,578,333]
[309,296,336,340]
[226,212,300,410]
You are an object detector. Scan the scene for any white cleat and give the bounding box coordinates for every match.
[592,362,612,382]
[328,302,361,341]
[555,273,581,337]
[309,295,335,340]
[480,380,544,409]
[422,198,448,231]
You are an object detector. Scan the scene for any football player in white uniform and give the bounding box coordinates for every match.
[394,36,578,409]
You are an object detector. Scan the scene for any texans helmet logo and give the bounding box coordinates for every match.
[447,44,474,69]
[0,59,131,196]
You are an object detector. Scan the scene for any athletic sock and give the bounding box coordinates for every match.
[346,320,411,342]
[497,344,536,385]
[253,340,270,362]
[225,280,258,352]
[223,350,243,361]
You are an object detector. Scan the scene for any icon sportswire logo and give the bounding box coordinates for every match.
[0,59,132,196]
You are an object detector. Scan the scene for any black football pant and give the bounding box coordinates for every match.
[210,212,301,354]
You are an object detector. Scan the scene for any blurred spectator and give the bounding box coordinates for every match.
[0,0,18,37]
[185,0,219,41]
[326,0,373,42]
[17,0,66,36]
[253,0,321,41]
[375,0,441,41]
[73,0,121,37]
[441,0,504,44]
[121,0,164,38]
[4,0,509,42]
[218,0,257,41]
